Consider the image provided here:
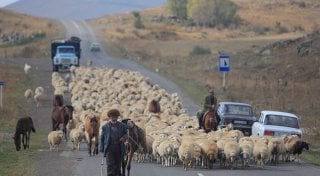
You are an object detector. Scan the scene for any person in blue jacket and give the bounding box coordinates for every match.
[100,109,128,176]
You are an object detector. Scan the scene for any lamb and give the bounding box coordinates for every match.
[24,63,31,74]
[48,130,64,151]
[69,124,86,150]
[34,86,45,107]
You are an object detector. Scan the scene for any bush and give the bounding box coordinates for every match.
[132,11,144,29]
[190,45,211,56]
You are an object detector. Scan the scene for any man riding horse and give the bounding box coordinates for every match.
[197,89,220,129]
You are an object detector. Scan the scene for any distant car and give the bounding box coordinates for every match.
[216,102,256,136]
[90,42,100,51]
[251,110,302,138]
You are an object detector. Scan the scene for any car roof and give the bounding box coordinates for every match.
[261,110,299,118]
[218,101,252,107]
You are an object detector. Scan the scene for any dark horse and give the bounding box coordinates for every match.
[51,105,73,140]
[13,116,36,151]
[203,107,218,133]
[53,94,64,107]
[121,119,145,176]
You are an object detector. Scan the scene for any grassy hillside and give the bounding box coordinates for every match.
[89,0,320,150]
[0,8,60,58]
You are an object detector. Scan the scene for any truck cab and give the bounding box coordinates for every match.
[51,36,81,72]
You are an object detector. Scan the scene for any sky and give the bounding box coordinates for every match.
[0,0,20,7]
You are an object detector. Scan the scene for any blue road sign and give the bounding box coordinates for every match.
[0,81,5,86]
[219,55,230,72]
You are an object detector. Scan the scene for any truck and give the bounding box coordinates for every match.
[51,36,81,72]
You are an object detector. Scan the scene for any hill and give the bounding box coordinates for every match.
[0,8,59,58]
[89,0,320,148]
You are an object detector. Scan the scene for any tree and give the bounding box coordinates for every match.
[167,0,188,20]
[187,0,240,27]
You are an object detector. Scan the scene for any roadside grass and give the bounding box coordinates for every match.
[301,150,320,166]
[0,63,43,176]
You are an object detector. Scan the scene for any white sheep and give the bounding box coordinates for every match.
[268,137,286,165]
[24,89,33,102]
[69,124,85,150]
[48,130,64,151]
[224,140,240,169]
[24,63,31,74]
[253,139,270,168]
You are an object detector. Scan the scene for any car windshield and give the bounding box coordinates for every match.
[265,115,299,129]
[58,47,75,54]
[225,105,253,116]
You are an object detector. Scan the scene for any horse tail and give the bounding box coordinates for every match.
[29,117,36,133]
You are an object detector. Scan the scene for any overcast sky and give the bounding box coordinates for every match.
[0,0,20,7]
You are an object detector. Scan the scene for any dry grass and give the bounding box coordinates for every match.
[0,9,60,58]
[89,0,320,150]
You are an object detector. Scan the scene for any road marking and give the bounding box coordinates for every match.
[197,173,205,176]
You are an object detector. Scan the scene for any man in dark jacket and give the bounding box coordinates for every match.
[197,89,218,129]
[100,109,128,176]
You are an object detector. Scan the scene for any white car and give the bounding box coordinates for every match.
[90,42,100,52]
[252,110,302,138]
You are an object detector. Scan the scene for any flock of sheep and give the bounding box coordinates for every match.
[46,65,308,170]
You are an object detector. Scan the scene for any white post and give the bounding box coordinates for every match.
[222,72,226,88]
[0,86,2,108]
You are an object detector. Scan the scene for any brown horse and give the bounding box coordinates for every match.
[13,116,36,151]
[203,108,218,133]
[121,119,145,176]
[84,112,100,156]
[148,99,161,113]
[51,105,73,140]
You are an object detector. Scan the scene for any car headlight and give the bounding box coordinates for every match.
[54,57,60,64]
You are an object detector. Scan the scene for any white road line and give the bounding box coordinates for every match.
[197,173,205,176]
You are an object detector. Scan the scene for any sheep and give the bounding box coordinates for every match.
[69,124,86,150]
[283,134,301,162]
[224,140,241,169]
[253,139,270,168]
[24,89,33,102]
[24,63,31,74]
[196,138,218,169]
[48,130,64,151]
[239,140,253,168]
[268,137,286,165]
[284,137,309,163]
[178,141,202,171]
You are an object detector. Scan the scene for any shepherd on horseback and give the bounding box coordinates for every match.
[197,88,219,130]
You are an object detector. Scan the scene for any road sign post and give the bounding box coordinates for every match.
[0,81,5,108]
[219,55,230,88]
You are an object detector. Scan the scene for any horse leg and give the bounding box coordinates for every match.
[88,138,92,156]
[26,131,30,149]
[127,151,134,176]
[22,134,27,149]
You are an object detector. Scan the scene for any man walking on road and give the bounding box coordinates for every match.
[100,109,128,176]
